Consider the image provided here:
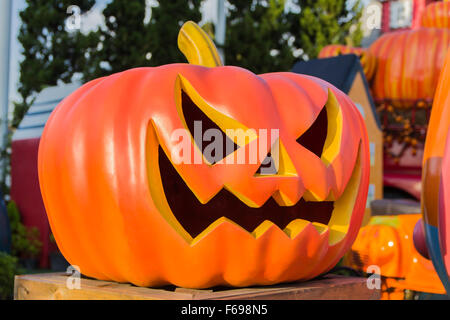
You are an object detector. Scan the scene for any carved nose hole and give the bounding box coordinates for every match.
[255,152,278,176]
[254,140,297,177]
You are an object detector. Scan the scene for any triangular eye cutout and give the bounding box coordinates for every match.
[296,89,343,165]
[181,90,239,165]
[175,74,258,166]
[296,105,328,158]
[254,140,297,177]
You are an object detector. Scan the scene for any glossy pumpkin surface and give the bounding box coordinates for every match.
[422,50,450,294]
[38,23,370,288]
[441,130,450,278]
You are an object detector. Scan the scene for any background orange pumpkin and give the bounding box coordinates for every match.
[422,1,450,29]
[345,214,446,299]
[38,23,370,288]
[369,28,450,108]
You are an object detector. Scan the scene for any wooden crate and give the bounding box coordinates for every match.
[14,273,380,300]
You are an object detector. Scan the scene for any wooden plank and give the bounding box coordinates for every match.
[199,275,379,300]
[14,273,193,300]
[14,273,380,300]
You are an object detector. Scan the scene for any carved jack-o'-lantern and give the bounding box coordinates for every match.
[38,22,370,288]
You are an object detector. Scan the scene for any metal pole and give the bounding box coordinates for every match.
[216,0,226,63]
[0,0,12,182]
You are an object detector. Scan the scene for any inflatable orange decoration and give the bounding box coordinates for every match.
[369,28,450,107]
[422,50,450,292]
[318,44,376,81]
[422,1,450,29]
[441,132,450,277]
[38,22,370,288]
[346,214,446,299]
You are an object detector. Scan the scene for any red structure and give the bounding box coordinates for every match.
[10,83,80,267]
[383,142,423,199]
[381,0,435,33]
[11,138,48,266]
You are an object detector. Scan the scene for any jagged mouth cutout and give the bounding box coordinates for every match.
[146,75,362,246]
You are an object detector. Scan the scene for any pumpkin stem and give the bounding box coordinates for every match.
[178,21,224,68]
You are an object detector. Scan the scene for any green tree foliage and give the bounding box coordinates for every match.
[7,201,41,260]
[291,0,363,60]
[15,0,97,128]
[147,0,202,66]
[0,252,21,300]
[224,0,295,74]
[15,0,364,125]
[84,0,202,79]
[84,0,149,79]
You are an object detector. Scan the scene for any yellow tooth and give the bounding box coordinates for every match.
[251,220,275,238]
[191,217,235,246]
[283,219,311,239]
[302,189,327,202]
[312,222,329,235]
[328,224,349,245]
[272,190,296,206]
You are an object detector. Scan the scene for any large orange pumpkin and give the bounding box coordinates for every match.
[369,28,450,107]
[38,22,370,288]
[318,44,376,81]
[422,1,450,29]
